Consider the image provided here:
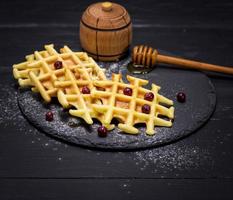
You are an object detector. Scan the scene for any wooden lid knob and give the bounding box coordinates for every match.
[101,2,113,12]
[81,2,131,29]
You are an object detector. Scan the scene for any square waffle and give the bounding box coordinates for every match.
[54,68,114,129]
[91,73,174,135]
[26,44,105,102]
[53,46,113,128]
[13,44,110,126]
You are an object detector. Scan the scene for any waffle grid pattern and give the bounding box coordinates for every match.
[92,74,174,135]
[13,44,174,135]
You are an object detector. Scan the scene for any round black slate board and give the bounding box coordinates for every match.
[17,56,216,150]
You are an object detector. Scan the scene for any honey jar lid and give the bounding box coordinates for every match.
[81,2,131,30]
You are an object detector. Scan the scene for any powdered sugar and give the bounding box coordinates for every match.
[0,78,212,175]
[132,144,211,172]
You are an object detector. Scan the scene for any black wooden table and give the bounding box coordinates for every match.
[0,0,233,199]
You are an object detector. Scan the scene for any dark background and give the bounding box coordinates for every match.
[0,0,233,199]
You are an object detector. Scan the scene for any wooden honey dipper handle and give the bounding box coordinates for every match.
[157,54,233,75]
[133,45,233,75]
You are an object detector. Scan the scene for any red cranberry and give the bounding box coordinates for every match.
[142,104,151,114]
[45,111,54,121]
[177,92,186,103]
[144,92,154,101]
[82,86,90,94]
[123,87,133,96]
[54,61,63,69]
[98,126,108,137]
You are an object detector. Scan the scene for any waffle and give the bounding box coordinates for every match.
[91,73,174,135]
[53,47,113,128]
[27,44,106,103]
[13,44,175,135]
[23,44,109,126]
[54,68,114,129]
[13,44,106,94]
[13,50,51,89]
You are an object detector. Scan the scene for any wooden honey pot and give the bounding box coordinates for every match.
[80,2,132,61]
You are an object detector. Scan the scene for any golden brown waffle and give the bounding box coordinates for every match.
[53,46,113,127]
[13,44,106,93]
[13,44,175,135]
[28,44,106,103]
[13,44,109,125]
[25,44,108,125]
[13,50,51,89]
[91,73,174,135]
[54,68,114,129]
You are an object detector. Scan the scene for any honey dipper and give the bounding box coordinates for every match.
[131,45,233,75]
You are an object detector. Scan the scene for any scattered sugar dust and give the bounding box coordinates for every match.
[97,58,213,173]
[131,144,211,172]
[0,75,212,173]
[98,56,131,79]
[0,83,26,126]
[0,82,68,152]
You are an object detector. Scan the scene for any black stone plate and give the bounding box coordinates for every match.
[17,55,216,150]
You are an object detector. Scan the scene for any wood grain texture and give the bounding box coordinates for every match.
[1,179,233,200]
[82,2,130,29]
[0,0,233,199]
[133,45,158,67]
[80,2,132,61]
[0,28,233,179]
[1,0,233,29]
[132,45,233,74]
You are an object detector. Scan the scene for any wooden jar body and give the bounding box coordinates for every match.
[79,2,132,61]
[80,21,132,61]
